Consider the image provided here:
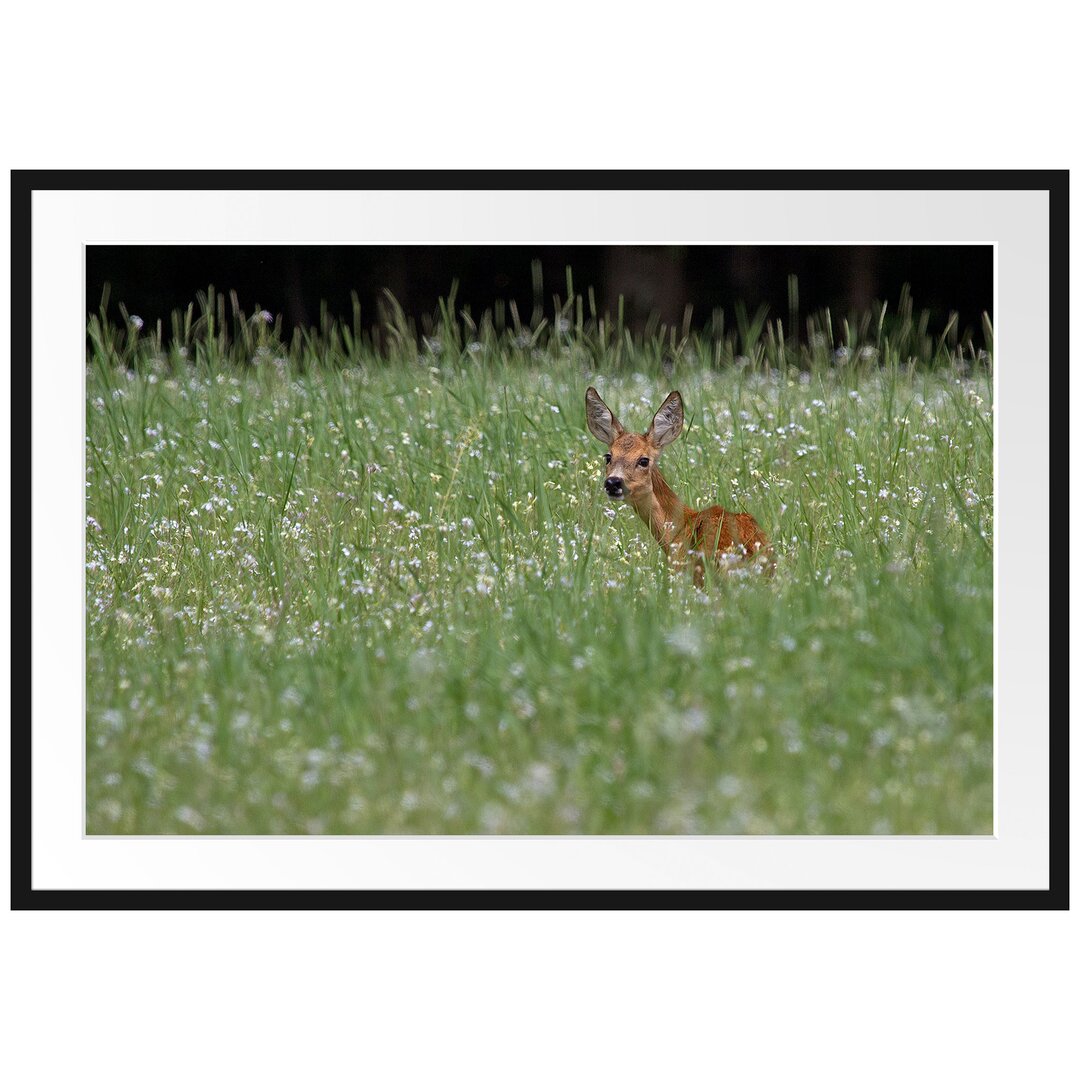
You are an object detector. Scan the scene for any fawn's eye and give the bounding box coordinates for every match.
[638,457,650,468]
[603,453,612,464]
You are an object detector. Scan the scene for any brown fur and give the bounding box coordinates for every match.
[586,387,775,586]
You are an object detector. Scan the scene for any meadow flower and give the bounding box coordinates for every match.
[175,805,204,830]
[665,625,703,658]
[99,708,124,732]
[480,803,508,832]
[523,763,555,797]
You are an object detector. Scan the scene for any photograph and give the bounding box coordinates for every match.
[83,240,996,837]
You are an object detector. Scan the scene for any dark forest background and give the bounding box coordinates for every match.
[87,245,993,341]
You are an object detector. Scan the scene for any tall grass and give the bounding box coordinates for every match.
[86,285,993,834]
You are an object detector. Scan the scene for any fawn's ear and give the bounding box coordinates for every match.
[647,391,684,448]
[585,387,624,445]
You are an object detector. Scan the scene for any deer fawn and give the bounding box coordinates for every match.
[585,387,774,585]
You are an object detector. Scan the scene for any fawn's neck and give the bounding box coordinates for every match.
[630,467,692,553]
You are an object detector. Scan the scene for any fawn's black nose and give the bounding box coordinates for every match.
[604,476,624,497]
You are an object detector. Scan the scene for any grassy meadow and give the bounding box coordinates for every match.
[86,286,994,834]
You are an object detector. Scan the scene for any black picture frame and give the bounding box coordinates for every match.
[10,169,1069,911]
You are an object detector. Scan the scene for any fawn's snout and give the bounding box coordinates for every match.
[604,475,625,498]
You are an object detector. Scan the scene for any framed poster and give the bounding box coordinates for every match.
[10,170,1067,908]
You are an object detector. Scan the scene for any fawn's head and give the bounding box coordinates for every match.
[585,387,684,503]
